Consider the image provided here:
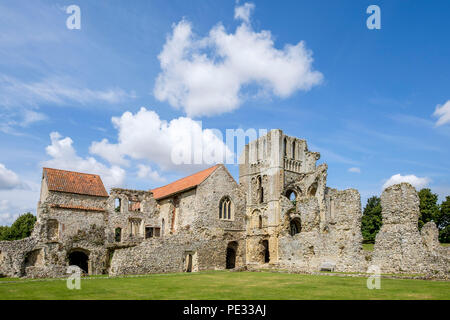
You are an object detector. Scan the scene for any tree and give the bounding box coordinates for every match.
[418,189,440,230]
[1,213,36,241]
[361,196,382,243]
[0,226,10,241]
[437,196,450,243]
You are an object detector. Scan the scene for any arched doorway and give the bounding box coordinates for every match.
[68,250,89,274]
[226,242,238,269]
[290,218,302,236]
[186,254,193,272]
[262,240,270,263]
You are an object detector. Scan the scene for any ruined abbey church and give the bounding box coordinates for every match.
[0,129,448,278]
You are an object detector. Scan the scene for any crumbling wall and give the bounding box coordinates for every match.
[372,183,448,275]
[109,234,246,276]
[277,187,365,273]
[107,188,160,243]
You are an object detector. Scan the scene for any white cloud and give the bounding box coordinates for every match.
[0,75,136,108]
[433,100,450,126]
[234,2,255,24]
[42,132,125,190]
[348,167,361,173]
[90,107,231,173]
[382,174,430,190]
[20,110,47,126]
[0,163,22,190]
[137,164,166,183]
[0,182,40,226]
[154,3,323,117]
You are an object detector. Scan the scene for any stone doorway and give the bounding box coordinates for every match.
[262,240,270,263]
[186,254,193,272]
[226,241,238,269]
[68,250,89,274]
[184,251,198,272]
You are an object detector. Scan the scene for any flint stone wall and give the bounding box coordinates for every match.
[372,183,449,276]
[278,188,365,273]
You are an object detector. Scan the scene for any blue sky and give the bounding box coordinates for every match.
[0,0,449,225]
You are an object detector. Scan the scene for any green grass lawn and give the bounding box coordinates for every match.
[363,243,374,251]
[0,271,449,300]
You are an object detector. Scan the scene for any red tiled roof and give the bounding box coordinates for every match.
[50,204,106,212]
[151,165,220,200]
[43,168,109,197]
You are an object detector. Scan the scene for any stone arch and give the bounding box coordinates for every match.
[257,175,263,203]
[23,249,44,269]
[308,181,318,197]
[289,217,302,236]
[226,241,238,269]
[68,248,90,274]
[285,189,298,201]
[249,209,261,230]
[261,239,270,263]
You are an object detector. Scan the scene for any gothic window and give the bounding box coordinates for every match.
[257,176,263,204]
[259,215,263,229]
[283,137,287,157]
[289,218,301,236]
[219,197,233,220]
[308,182,318,197]
[286,190,297,201]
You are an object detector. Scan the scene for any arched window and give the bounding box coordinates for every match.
[257,176,263,204]
[290,218,301,236]
[219,197,232,220]
[161,219,165,237]
[259,215,263,229]
[283,137,287,157]
[308,182,318,197]
[286,190,297,202]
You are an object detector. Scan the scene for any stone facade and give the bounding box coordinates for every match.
[0,129,448,279]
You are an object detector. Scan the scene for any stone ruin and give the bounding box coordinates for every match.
[0,129,448,279]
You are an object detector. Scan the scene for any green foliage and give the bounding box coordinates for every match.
[0,226,10,241]
[361,196,382,243]
[418,189,440,230]
[437,196,450,243]
[0,213,36,241]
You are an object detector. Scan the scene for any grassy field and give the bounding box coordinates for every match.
[0,271,449,300]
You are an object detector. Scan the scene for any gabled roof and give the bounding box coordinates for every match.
[43,168,109,197]
[151,165,220,200]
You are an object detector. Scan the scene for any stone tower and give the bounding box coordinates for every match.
[239,129,323,265]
